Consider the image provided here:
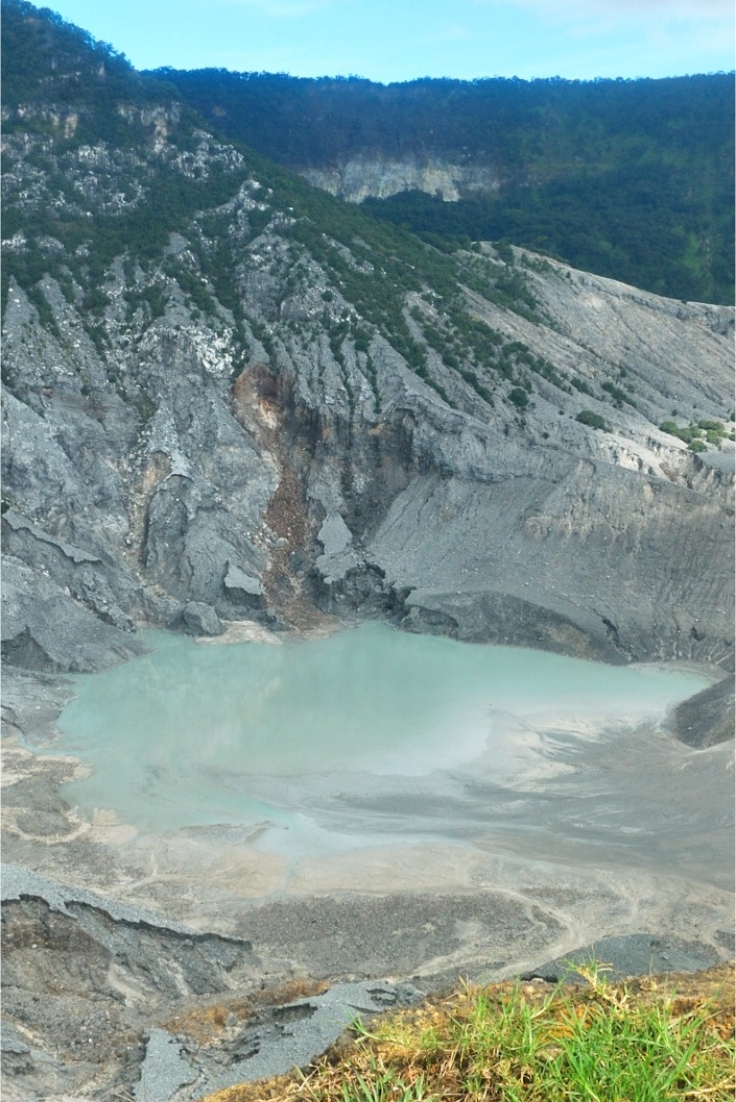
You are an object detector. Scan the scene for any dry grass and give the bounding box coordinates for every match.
[162,978,329,1047]
[198,961,734,1102]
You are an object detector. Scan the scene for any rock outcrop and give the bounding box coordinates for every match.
[303,154,500,203]
[675,676,736,748]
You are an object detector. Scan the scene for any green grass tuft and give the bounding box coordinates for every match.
[200,962,734,1102]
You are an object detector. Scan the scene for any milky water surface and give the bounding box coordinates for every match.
[53,623,710,842]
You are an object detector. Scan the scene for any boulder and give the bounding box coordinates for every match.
[181,601,222,637]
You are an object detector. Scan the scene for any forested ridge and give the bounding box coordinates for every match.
[158,68,735,305]
[151,69,730,173]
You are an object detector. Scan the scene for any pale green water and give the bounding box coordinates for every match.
[53,623,710,840]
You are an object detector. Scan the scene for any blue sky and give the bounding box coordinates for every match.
[44,0,734,82]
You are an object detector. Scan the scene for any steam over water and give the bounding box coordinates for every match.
[50,623,723,873]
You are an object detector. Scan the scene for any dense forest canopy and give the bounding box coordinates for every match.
[153,69,733,173]
[362,163,734,305]
[4,0,136,105]
[157,68,735,304]
[1,0,191,144]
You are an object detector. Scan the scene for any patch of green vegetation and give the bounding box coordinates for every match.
[520,252,555,275]
[129,386,158,424]
[163,255,217,315]
[576,409,610,431]
[493,240,515,265]
[248,318,276,363]
[361,349,381,413]
[139,283,167,319]
[698,419,729,446]
[85,321,109,354]
[227,961,735,1102]
[417,315,492,405]
[659,419,727,449]
[571,376,594,396]
[602,380,636,407]
[25,283,60,339]
[459,256,542,323]
[503,340,568,391]
[247,206,273,239]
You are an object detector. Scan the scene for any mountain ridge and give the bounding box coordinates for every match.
[157,67,735,304]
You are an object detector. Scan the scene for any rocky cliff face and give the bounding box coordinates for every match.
[3,233,733,671]
[1,8,734,677]
[302,154,500,203]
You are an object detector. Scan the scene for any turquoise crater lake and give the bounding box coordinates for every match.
[53,623,711,844]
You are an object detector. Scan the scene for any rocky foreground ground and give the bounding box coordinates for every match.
[2,854,733,1102]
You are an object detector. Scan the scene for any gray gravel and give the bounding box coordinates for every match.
[135,1030,198,1102]
[522,933,725,984]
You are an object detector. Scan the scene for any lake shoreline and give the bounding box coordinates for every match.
[2,647,733,1100]
[3,660,733,954]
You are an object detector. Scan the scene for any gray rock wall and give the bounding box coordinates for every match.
[3,248,734,672]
